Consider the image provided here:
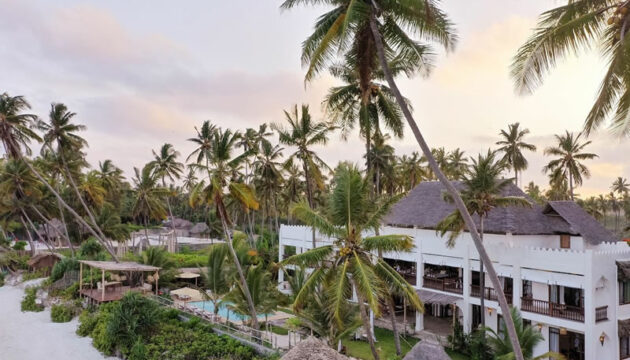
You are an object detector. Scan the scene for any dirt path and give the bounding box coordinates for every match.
[0,280,115,360]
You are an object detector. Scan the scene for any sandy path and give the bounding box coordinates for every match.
[0,280,116,360]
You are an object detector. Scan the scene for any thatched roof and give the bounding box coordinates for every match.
[385,181,615,244]
[403,341,450,360]
[78,260,160,272]
[190,222,209,234]
[164,217,193,230]
[27,252,63,266]
[281,337,350,360]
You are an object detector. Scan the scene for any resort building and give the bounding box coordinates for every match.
[278,181,630,360]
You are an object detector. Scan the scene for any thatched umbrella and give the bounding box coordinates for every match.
[281,337,351,360]
[402,341,450,360]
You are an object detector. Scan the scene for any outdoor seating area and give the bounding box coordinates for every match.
[423,265,463,294]
[78,260,161,303]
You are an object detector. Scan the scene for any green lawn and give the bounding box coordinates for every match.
[342,327,419,360]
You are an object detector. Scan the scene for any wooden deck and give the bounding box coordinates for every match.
[80,286,143,303]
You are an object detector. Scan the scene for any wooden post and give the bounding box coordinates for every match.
[79,262,83,299]
[101,269,105,302]
[403,297,407,335]
[155,271,158,295]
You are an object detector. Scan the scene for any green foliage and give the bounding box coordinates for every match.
[168,252,208,268]
[21,269,46,281]
[50,257,79,282]
[447,317,470,354]
[0,272,4,287]
[77,309,100,337]
[105,292,159,356]
[79,237,104,259]
[21,286,44,312]
[51,303,75,323]
[342,327,419,360]
[128,340,147,360]
[12,241,26,251]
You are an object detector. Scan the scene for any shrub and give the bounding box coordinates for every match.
[77,310,99,337]
[22,269,46,281]
[51,303,75,323]
[0,272,5,287]
[79,238,104,259]
[12,241,26,251]
[50,257,79,282]
[105,292,159,356]
[128,340,147,360]
[21,286,44,312]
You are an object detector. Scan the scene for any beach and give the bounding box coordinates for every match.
[0,280,115,360]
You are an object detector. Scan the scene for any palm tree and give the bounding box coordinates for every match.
[398,152,426,191]
[0,93,41,158]
[512,2,630,136]
[609,191,623,233]
[187,120,216,165]
[366,131,395,195]
[282,1,526,357]
[188,126,261,329]
[273,105,333,211]
[613,177,630,197]
[448,148,469,181]
[496,123,537,187]
[485,308,564,360]
[253,141,284,232]
[524,182,544,204]
[282,164,422,360]
[149,143,184,244]
[437,150,531,330]
[201,243,232,315]
[131,164,169,243]
[96,159,125,202]
[543,131,598,201]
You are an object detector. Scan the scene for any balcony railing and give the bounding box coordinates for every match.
[470,285,513,305]
[521,297,584,322]
[423,276,463,294]
[595,306,608,323]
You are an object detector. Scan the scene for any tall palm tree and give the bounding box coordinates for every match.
[283,2,526,357]
[187,120,216,166]
[282,164,422,360]
[613,176,630,197]
[188,127,261,329]
[543,131,598,200]
[131,164,169,243]
[512,2,630,136]
[253,141,284,232]
[448,148,469,181]
[437,150,531,330]
[496,123,537,186]
[398,152,426,191]
[367,131,395,195]
[524,181,545,204]
[201,243,232,315]
[485,308,564,360]
[149,143,184,244]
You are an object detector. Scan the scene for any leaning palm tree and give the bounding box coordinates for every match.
[148,143,184,243]
[543,131,598,200]
[496,123,537,187]
[486,308,565,360]
[512,2,630,136]
[282,1,526,357]
[282,164,422,360]
[437,150,531,330]
[188,127,261,329]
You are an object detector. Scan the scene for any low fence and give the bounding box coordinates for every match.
[148,295,280,355]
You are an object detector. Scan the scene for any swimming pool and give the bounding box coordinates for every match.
[187,301,269,320]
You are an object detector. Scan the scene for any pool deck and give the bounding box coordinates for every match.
[180,300,292,325]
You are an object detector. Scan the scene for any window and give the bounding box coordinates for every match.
[620,281,630,305]
[497,314,505,339]
[549,328,560,353]
[472,305,481,330]
[560,235,570,249]
[622,336,630,359]
[522,280,533,298]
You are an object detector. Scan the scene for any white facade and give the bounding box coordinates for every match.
[278,224,630,360]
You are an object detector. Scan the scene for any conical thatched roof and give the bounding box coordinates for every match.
[402,341,450,360]
[281,337,350,360]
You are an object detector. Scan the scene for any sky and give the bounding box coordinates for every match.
[0,0,628,197]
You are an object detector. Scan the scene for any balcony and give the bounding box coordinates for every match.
[521,297,584,322]
[470,285,513,305]
[595,306,608,323]
[423,276,463,294]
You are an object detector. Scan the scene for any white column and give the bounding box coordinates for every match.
[278,246,285,284]
[370,310,376,341]
[415,311,424,332]
[513,262,522,311]
[462,241,472,333]
[584,249,595,360]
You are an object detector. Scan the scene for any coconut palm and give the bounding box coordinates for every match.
[448,148,469,180]
[188,126,261,329]
[524,182,545,204]
[187,120,216,165]
[273,105,334,213]
[200,243,232,315]
[613,177,630,197]
[96,159,125,202]
[283,1,526,356]
[149,143,184,242]
[437,150,531,330]
[366,131,395,195]
[485,307,564,360]
[512,1,630,136]
[398,152,426,191]
[543,131,598,200]
[253,141,284,232]
[0,93,41,158]
[496,123,537,186]
[131,164,169,242]
[282,164,422,360]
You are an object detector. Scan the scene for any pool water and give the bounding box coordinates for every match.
[187,301,269,320]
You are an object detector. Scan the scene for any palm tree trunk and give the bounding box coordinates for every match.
[368,14,525,360]
[22,210,54,253]
[387,296,402,355]
[514,168,518,187]
[569,171,574,201]
[30,205,71,251]
[20,160,118,260]
[355,286,379,360]
[162,179,178,251]
[55,197,75,256]
[216,199,259,330]
[301,160,317,249]
[20,216,37,256]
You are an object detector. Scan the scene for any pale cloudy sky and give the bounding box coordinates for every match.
[0,0,628,196]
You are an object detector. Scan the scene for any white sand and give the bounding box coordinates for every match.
[0,280,116,360]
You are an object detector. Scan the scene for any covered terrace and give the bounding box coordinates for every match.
[79,260,161,303]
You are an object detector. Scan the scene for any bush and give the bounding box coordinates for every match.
[51,303,75,323]
[105,292,159,356]
[0,272,5,287]
[50,257,79,282]
[22,269,47,281]
[77,309,100,337]
[12,241,26,251]
[21,287,44,312]
[80,238,104,259]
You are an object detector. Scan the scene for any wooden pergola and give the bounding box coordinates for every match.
[79,260,161,303]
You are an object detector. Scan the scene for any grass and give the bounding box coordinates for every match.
[342,327,419,360]
[445,349,470,360]
[269,325,289,335]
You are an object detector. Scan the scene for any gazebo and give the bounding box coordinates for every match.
[176,271,201,286]
[78,260,160,303]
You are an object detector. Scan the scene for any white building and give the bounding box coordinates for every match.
[278,181,630,360]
